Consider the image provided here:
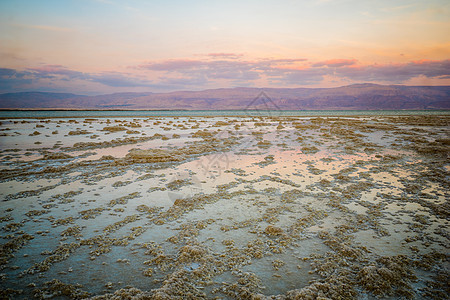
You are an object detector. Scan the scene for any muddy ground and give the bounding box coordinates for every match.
[0,115,448,299]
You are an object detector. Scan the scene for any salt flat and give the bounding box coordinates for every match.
[0,115,448,299]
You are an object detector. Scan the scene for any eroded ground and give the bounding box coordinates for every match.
[0,115,448,299]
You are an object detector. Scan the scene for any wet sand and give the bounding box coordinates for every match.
[0,115,448,299]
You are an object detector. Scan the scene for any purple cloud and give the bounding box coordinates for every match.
[0,68,18,77]
[0,68,33,91]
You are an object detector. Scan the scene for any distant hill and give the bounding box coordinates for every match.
[0,92,153,109]
[0,92,85,108]
[1,84,449,110]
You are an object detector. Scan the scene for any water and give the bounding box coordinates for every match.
[1,114,448,298]
[0,109,449,118]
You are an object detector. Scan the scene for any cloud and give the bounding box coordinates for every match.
[29,25,73,32]
[0,65,155,93]
[138,57,308,84]
[280,67,330,84]
[90,72,153,87]
[27,65,154,87]
[2,58,449,94]
[0,68,18,77]
[313,59,358,68]
[139,59,259,81]
[29,65,85,80]
[336,59,450,82]
[0,68,33,91]
[141,60,204,71]
[136,56,450,88]
[158,75,208,87]
[206,53,243,58]
[264,58,308,64]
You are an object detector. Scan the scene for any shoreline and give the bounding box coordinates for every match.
[1,108,449,111]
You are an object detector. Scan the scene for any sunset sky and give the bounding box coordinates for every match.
[1,0,449,95]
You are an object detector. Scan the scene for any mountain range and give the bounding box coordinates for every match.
[1,84,449,110]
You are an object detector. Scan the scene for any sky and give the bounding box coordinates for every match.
[0,0,449,95]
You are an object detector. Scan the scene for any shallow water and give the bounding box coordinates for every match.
[0,114,448,299]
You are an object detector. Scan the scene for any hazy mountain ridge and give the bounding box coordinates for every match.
[1,84,449,110]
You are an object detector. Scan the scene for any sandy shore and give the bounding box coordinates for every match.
[0,115,448,299]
